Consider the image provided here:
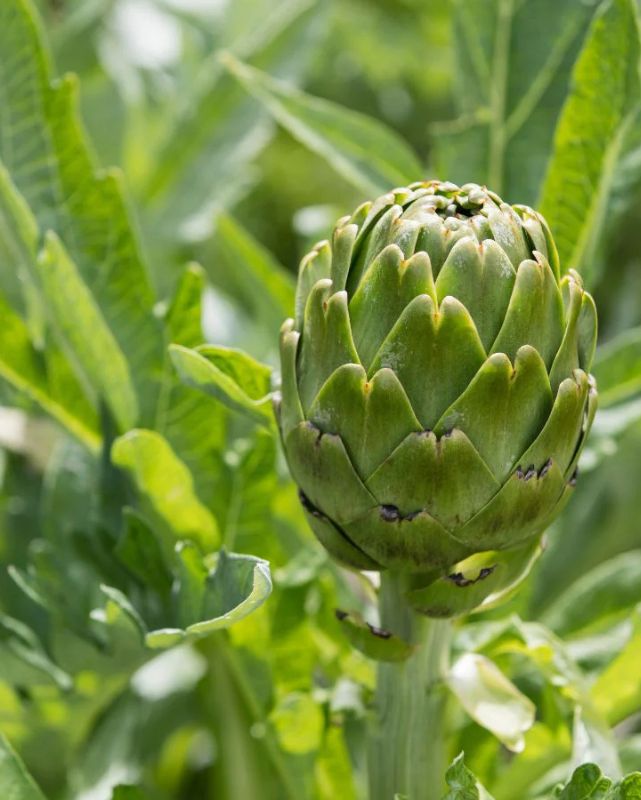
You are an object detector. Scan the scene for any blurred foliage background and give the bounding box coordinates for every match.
[0,0,640,798]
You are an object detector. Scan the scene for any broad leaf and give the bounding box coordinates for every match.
[170,344,274,426]
[590,607,641,725]
[141,549,272,648]
[447,653,535,752]
[222,52,423,195]
[112,429,220,554]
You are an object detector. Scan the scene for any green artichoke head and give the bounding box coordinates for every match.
[276,181,597,617]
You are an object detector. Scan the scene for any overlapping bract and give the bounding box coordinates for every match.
[276,181,597,616]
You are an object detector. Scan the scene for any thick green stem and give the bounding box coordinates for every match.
[368,572,452,800]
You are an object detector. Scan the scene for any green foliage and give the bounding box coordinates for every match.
[0,0,639,798]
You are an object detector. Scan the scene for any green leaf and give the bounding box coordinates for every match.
[169,344,273,426]
[556,764,613,799]
[594,327,641,407]
[142,0,323,238]
[112,787,150,800]
[0,162,39,317]
[590,607,641,725]
[335,610,414,663]
[436,0,599,203]
[0,614,72,690]
[115,508,173,597]
[0,0,163,421]
[145,549,272,647]
[156,264,227,505]
[112,429,220,554]
[221,52,423,195]
[314,726,357,800]
[165,262,208,349]
[0,290,100,450]
[541,551,641,636]
[446,653,535,752]
[0,732,47,800]
[209,213,295,333]
[0,166,100,448]
[442,753,495,800]
[269,691,324,755]
[37,231,138,431]
[539,0,641,281]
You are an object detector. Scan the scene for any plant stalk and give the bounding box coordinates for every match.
[368,572,452,800]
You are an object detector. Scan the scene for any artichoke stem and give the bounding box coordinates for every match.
[368,572,452,800]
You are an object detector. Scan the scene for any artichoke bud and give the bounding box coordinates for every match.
[276,181,597,618]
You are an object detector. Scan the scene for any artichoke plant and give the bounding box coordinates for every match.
[276,180,597,617]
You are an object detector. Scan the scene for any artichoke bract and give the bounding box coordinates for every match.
[276,181,597,617]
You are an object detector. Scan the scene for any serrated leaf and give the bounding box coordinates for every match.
[0,170,100,448]
[37,231,138,431]
[169,344,273,426]
[539,0,641,281]
[0,290,100,449]
[447,653,535,752]
[112,429,220,554]
[0,732,47,800]
[0,0,163,421]
[222,52,423,195]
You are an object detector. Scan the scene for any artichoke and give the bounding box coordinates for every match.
[276,181,597,617]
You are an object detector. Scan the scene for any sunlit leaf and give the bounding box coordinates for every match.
[112,429,220,554]
[170,344,273,426]
[590,607,641,725]
[270,691,323,755]
[447,653,535,752]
